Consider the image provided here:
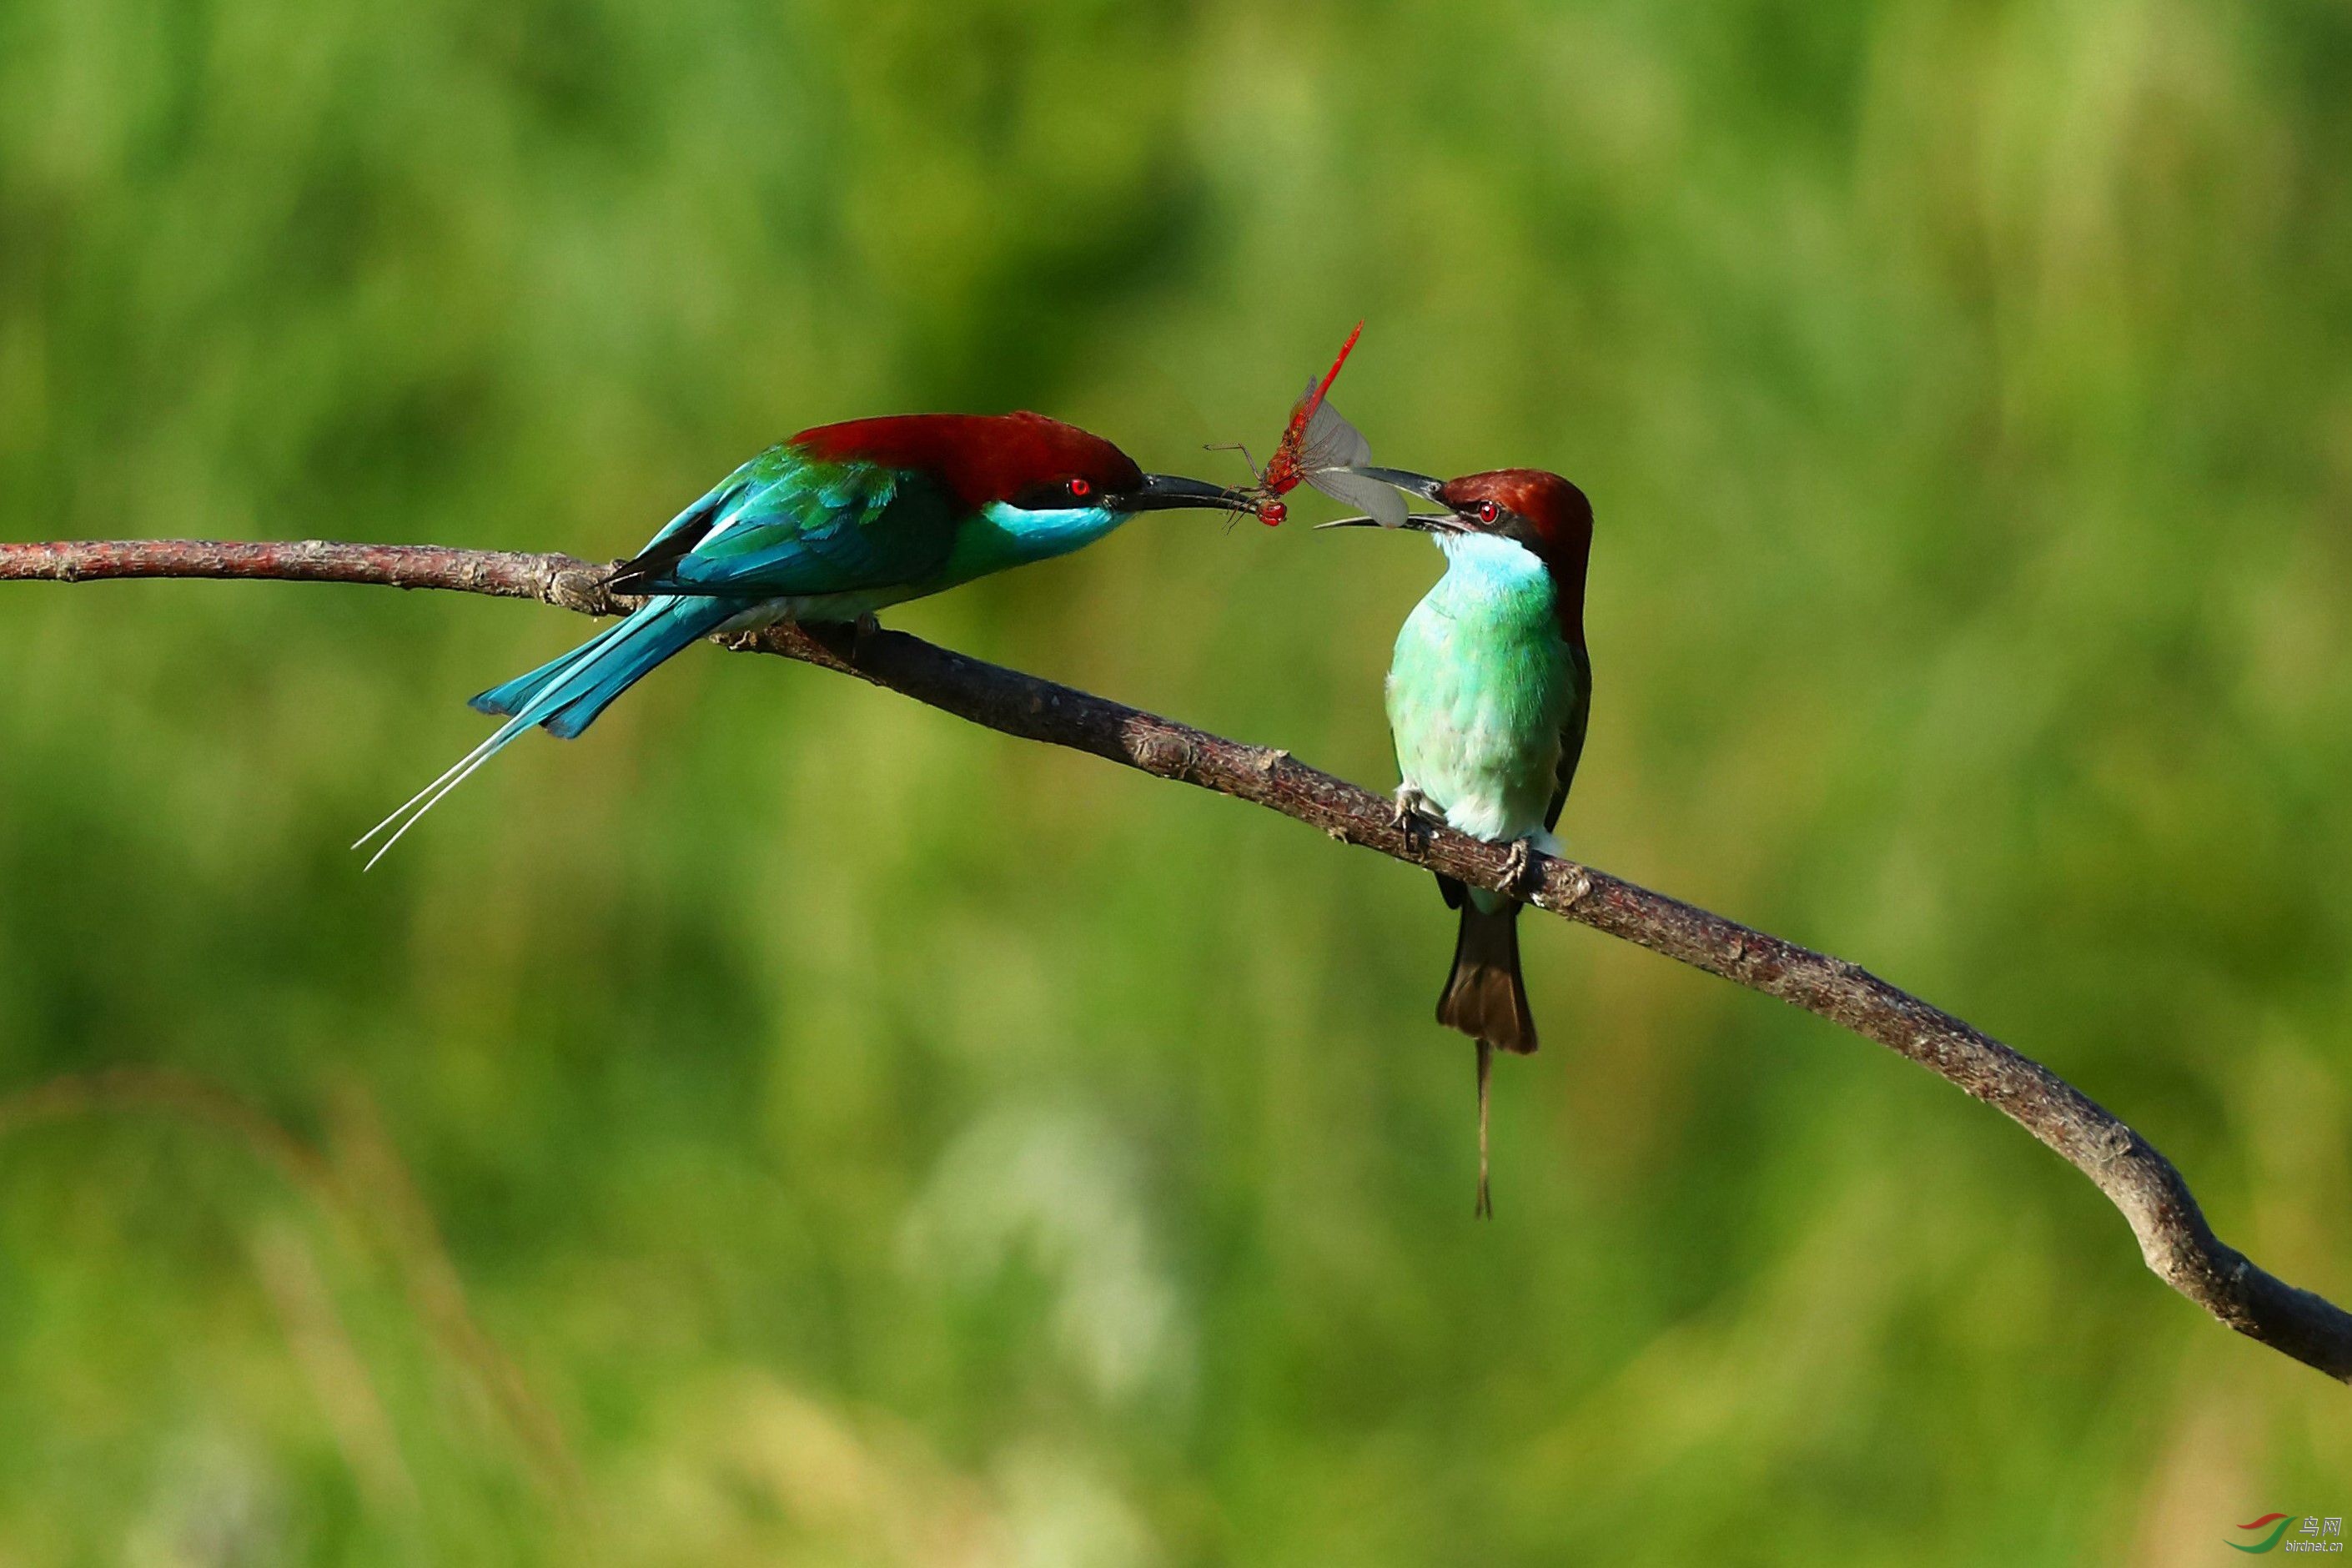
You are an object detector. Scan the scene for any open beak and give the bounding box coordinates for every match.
[1353,466,1446,503]
[1314,512,1464,533]
[1123,473,1260,515]
[1307,465,1456,530]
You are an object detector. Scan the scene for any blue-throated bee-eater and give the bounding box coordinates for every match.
[1323,467,1594,1214]
[358,414,1257,863]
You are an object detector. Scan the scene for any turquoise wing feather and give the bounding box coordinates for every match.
[613,446,962,598]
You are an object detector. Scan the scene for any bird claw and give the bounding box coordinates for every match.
[1391,785,1435,852]
[850,612,882,656]
[1500,837,1539,898]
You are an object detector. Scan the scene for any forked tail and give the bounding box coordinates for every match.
[353,596,736,867]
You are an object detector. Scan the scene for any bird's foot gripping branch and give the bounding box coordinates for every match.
[2,534,2348,1385]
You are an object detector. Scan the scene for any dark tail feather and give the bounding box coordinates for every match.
[1439,904,1535,1220]
[1437,904,1538,1057]
[1475,1040,1494,1219]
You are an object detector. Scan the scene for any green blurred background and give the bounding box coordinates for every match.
[3,0,2349,1560]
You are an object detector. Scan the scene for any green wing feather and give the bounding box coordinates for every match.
[613,446,963,599]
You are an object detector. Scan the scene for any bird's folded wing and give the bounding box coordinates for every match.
[617,450,960,598]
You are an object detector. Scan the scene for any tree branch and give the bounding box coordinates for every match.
[5,534,2348,1384]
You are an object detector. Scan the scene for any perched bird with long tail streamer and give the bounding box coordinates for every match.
[358,414,1258,864]
[1322,467,1594,1215]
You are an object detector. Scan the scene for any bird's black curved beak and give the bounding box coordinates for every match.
[1354,466,1446,502]
[1314,512,1464,533]
[1123,473,1260,515]
[1310,465,1458,532]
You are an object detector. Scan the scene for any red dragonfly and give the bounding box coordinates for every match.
[1221,322,1406,528]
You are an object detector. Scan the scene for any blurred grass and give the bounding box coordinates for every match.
[3,0,2350,1560]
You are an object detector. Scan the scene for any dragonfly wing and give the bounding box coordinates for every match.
[1305,464,1409,529]
[1298,399,1375,473]
[1297,400,1404,526]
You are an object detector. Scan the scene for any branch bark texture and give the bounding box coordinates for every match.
[5,535,2347,1383]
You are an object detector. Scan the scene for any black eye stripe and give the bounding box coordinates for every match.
[1010,478,1096,510]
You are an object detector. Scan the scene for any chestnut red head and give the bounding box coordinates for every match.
[1319,465,1594,646]
[791,411,1255,517]
[1431,470,1594,578]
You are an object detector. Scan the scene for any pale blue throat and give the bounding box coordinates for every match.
[1432,530,1550,597]
[945,501,1129,585]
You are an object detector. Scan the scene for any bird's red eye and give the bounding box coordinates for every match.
[1068,477,1091,499]
[1475,499,1500,525]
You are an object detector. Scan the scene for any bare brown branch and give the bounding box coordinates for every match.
[4,535,2347,1383]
